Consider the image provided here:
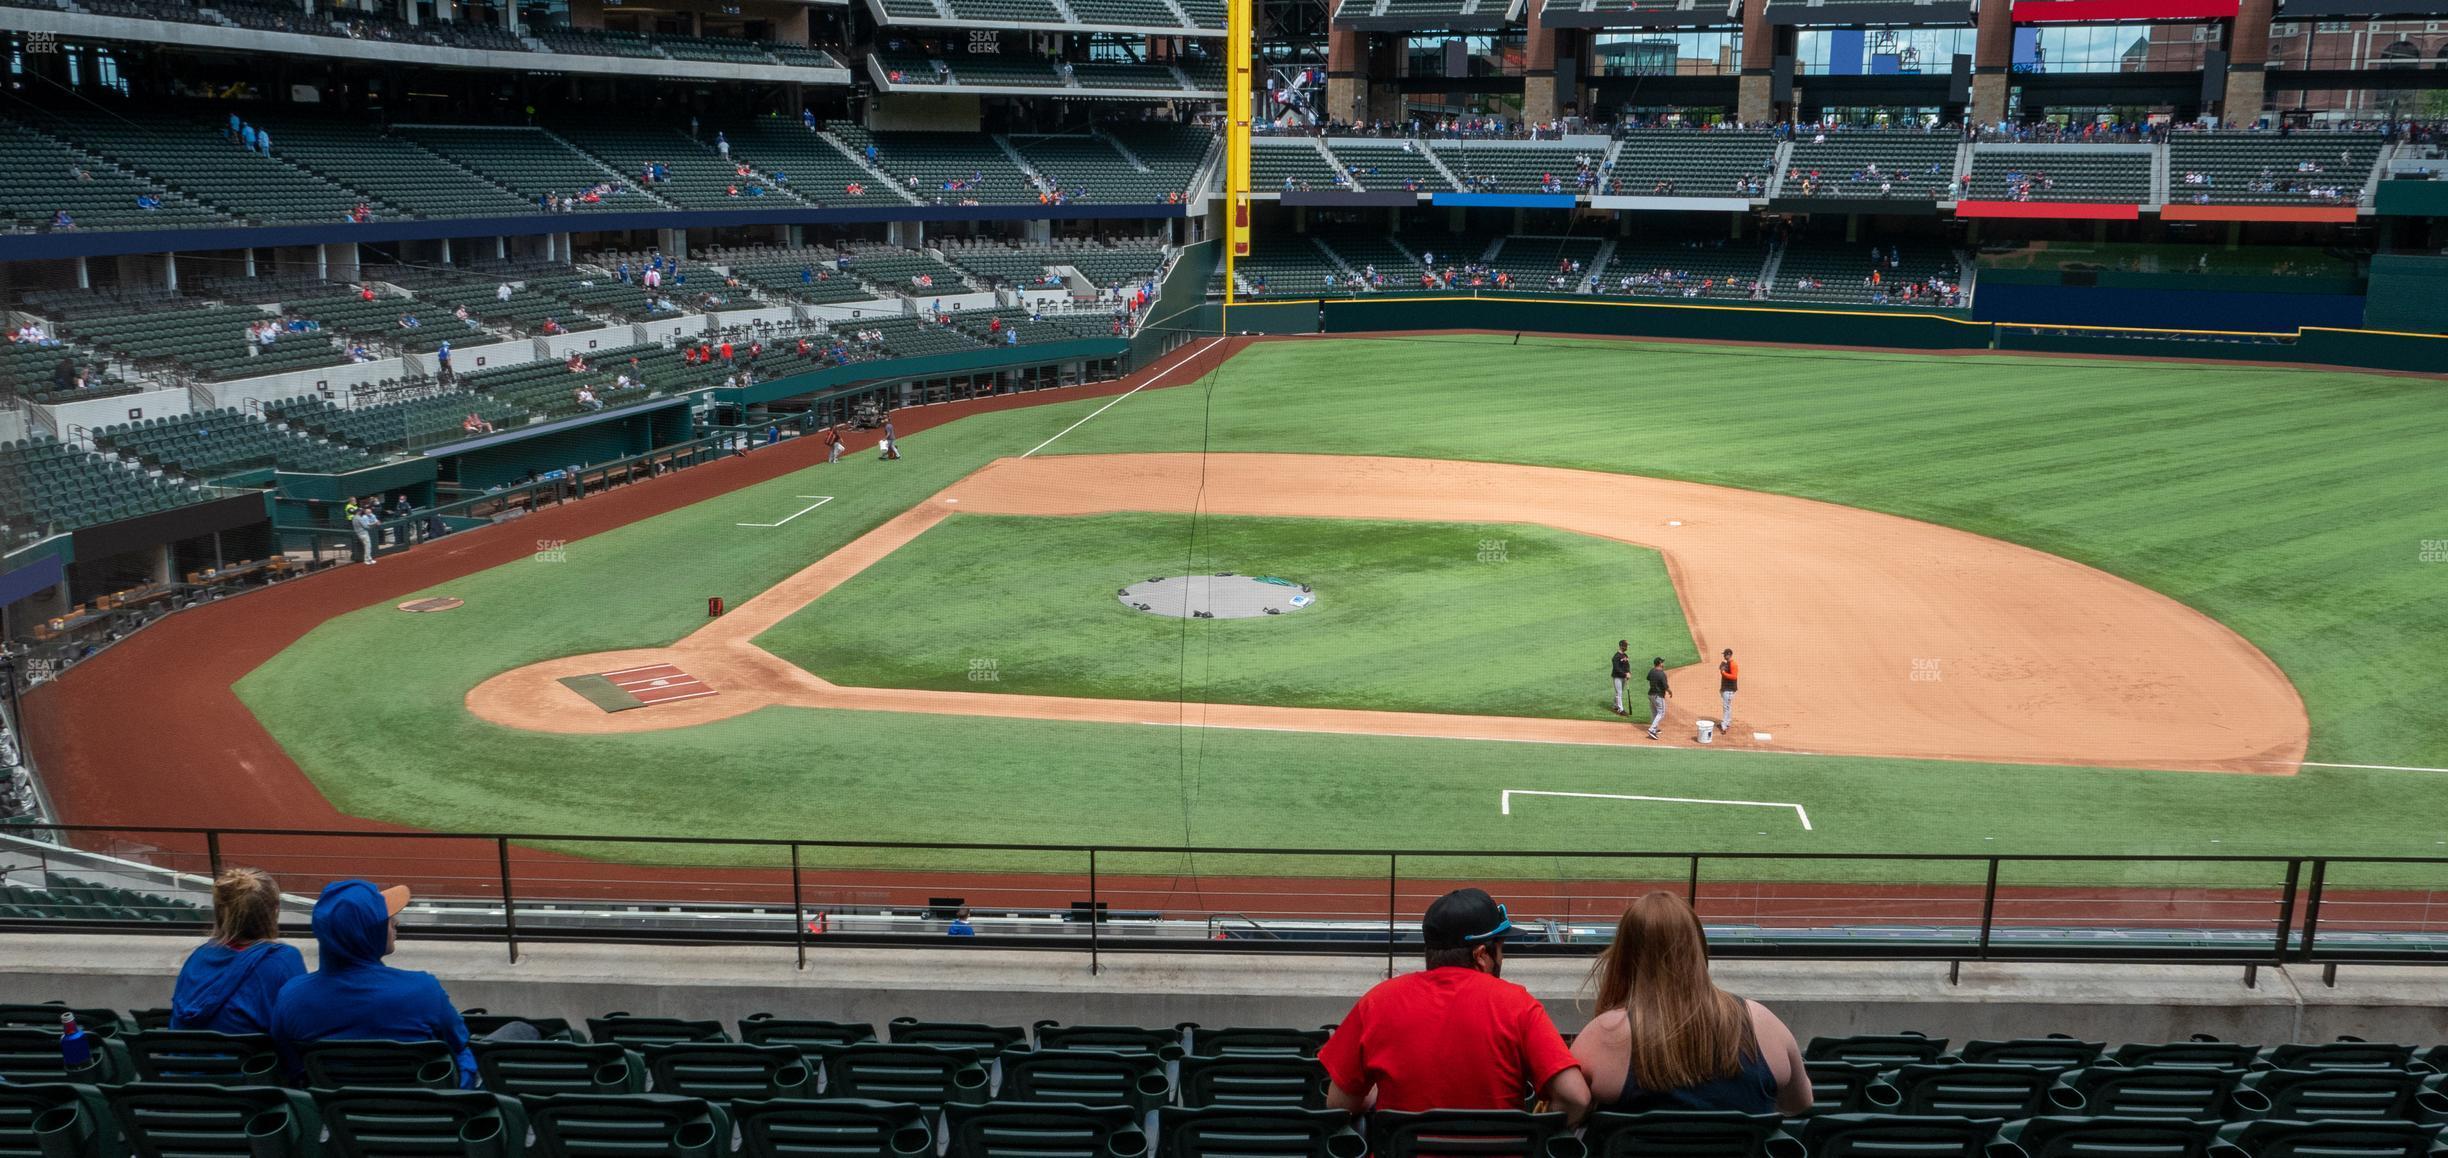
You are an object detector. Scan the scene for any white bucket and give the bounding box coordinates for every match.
[1696,720,1716,744]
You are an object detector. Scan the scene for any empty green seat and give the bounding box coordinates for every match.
[1580,1109,1801,1158]
[2213,1119,2444,1158]
[2260,1041,2418,1071]
[123,1031,281,1086]
[1155,1107,1362,1158]
[1877,1063,2063,1119]
[736,1016,878,1057]
[472,1041,644,1098]
[585,1016,729,1047]
[2235,1068,2448,1122]
[1793,1114,1996,1158]
[524,1094,729,1158]
[2052,1066,2254,1120]
[0,1083,116,1158]
[105,1083,321,1158]
[1030,1024,1184,1059]
[1802,1060,1894,1115]
[459,1011,580,1043]
[1363,1110,1576,1158]
[637,1043,812,1101]
[298,1039,460,1090]
[1988,1115,2226,1158]
[2107,1039,2263,1070]
[1174,1056,1329,1110]
[940,1103,1146,1158]
[0,1027,129,1085]
[1183,1028,1329,1058]
[996,1049,1169,1110]
[884,1020,1027,1054]
[315,1089,528,1158]
[729,1098,932,1158]
[807,1045,989,1107]
[1957,1037,2104,1069]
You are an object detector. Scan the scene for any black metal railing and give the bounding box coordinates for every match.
[0,824,2441,977]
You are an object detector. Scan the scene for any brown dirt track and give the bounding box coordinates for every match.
[20,334,2365,934]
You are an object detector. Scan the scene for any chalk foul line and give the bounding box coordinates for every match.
[1501,788,1814,831]
[737,496,834,528]
[1020,337,1227,459]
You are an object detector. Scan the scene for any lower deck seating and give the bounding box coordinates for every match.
[92,407,373,477]
[0,436,230,537]
[1775,239,1965,309]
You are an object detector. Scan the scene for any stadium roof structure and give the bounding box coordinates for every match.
[1330,0,1528,31]
[1760,0,1979,23]
[0,9,855,86]
[860,0,1226,39]
[1536,0,1742,28]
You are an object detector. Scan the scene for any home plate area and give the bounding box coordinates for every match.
[557,663,716,713]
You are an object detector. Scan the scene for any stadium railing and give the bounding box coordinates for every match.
[0,824,2441,979]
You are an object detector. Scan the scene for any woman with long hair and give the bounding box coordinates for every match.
[1570,892,1811,1115]
[169,867,306,1035]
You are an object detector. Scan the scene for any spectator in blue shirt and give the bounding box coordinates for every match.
[947,907,976,936]
[270,880,483,1086]
[169,868,305,1036]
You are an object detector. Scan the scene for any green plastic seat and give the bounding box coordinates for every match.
[123,1030,282,1086]
[524,1094,730,1158]
[1155,1107,1363,1158]
[0,1083,118,1158]
[1804,1033,1952,1070]
[729,1097,932,1158]
[586,1016,730,1047]
[1174,1056,1330,1110]
[299,1039,461,1090]
[1031,1023,1186,1060]
[2106,1039,2262,1070]
[0,1007,130,1038]
[2236,1068,2448,1122]
[1580,1109,1800,1158]
[940,1103,1147,1158]
[808,1044,990,1108]
[1956,1037,2104,1070]
[997,1049,1170,1110]
[2213,1119,2446,1158]
[1182,1028,1330,1059]
[638,1043,813,1101]
[2259,1041,2418,1071]
[737,1017,878,1059]
[105,1083,322,1158]
[1364,1109,1577,1158]
[2052,1066,2256,1120]
[461,1010,582,1043]
[0,1027,130,1085]
[884,1019,1028,1054]
[315,1089,529,1158]
[1986,1116,2228,1158]
[1878,1063,2063,1119]
[1802,1061,1893,1115]
[1795,1114,1996,1158]
[472,1041,645,1097]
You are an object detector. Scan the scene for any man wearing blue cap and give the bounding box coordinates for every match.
[1319,887,1591,1121]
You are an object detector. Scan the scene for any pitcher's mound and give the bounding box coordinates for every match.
[1119,574,1315,620]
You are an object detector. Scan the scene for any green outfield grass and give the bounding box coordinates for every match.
[233,335,2448,884]
[758,513,1698,719]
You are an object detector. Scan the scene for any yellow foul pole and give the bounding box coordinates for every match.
[1224,0,1252,307]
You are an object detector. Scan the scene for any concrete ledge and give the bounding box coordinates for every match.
[6,934,2445,1044]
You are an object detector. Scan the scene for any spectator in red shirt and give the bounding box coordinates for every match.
[1319,888,1591,1122]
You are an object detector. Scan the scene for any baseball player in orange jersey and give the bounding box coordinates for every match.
[1717,648,1739,733]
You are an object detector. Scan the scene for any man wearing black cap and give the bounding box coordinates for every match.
[1318,888,1591,1121]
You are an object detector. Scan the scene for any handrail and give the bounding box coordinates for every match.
[1,823,2440,974]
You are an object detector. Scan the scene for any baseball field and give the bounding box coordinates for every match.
[135,333,2448,890]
